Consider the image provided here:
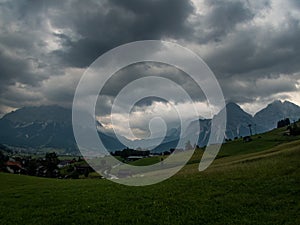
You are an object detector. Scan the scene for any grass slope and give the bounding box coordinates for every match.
[0,127,300,225]
[218,126,300,157]
[0,144,299,224]
[130,124,299,167]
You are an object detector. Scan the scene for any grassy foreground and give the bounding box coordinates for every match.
[0,130,300,224]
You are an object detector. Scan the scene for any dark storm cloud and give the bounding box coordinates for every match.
[0,0,300,116]
[109,0,193,38]
[220,74,300,104]
[99,62,204,98]
[290,0,300,8]
[0,0,195,114]
[95,62,206,116]
[0,0,66,107]
[51,0,194,68]
[188,0,300,106]
[0,50,31,87]
[195,0,256,43]
[206,16,300,78]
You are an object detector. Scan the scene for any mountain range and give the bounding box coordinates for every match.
[0,100,299,154]
[0,106,125,154]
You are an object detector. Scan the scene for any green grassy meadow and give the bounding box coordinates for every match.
[0,127,300,225]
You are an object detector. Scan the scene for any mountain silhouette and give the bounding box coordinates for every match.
[0,101,299,153]
[0,105,125,154]
[254,100,300,132]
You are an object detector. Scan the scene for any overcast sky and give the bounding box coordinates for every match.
[0,0,300,138]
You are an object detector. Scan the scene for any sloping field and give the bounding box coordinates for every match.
[0,135,299,225]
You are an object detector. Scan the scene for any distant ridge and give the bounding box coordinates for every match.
[0,105,125,153]
[222,100,300,139]
[2,105,71,123]
[0,100,299,153]
[151,101,300,151]
[254,100,300,132]
[217,102,256,139]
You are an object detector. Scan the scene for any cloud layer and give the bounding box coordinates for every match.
[1,0,300,130]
